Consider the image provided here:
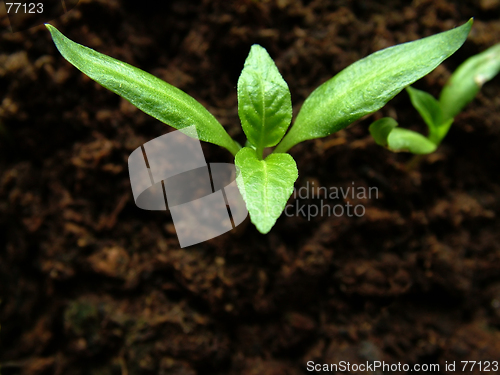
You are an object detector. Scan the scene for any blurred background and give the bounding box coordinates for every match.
[1,0,500,374]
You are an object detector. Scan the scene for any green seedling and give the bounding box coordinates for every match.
[370,41,500,155]
[46,20,472,234]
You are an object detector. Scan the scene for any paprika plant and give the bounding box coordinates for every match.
[46,20,472,234]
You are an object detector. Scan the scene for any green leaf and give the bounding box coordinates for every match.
[428,117,454,145]
[440,42,500,121]
[387,128,437,154]
[406,86,453,144]
[235,147,298,234]
[46,24,240,156]
[406,86,442,129]
[369,117,398,146]
[274,19,473,153]
[369,117,436,154]
[237,45,292,158]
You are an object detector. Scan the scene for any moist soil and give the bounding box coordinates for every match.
[1,0,500,374]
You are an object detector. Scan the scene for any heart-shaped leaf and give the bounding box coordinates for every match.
[235,147,298,233]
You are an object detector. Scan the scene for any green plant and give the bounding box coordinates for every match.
[370,41,500,155]
[46,20,472,234]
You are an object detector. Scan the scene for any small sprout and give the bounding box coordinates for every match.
[440,42,500,121]
[46,20,472,234]
[370,41,500,155]
[369,117,437,155]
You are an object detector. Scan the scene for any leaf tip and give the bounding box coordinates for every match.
[462,18,474,34]
[250,43,264,50]
[45,23,59,39]
[255,222,272,234]
[467,17,474,28]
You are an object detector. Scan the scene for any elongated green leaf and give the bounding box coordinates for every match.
[387,128,437,154]
[440,42,500,121]
[369,117,398,146]
[237,45,292,157]
[46,24,240,155]
[235,147,298,234]
[406,86,453,144]
[406,86,442,129]
[274,19,473,153]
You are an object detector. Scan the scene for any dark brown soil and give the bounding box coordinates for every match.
[1,0,500,374]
